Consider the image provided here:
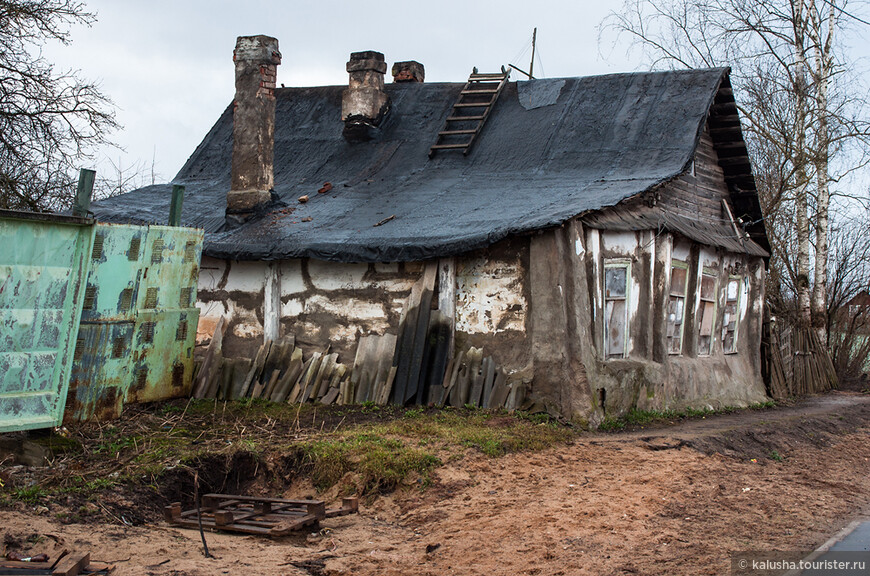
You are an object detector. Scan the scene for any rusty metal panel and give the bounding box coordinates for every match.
[129,225,203,404]
[0,212,94,432]
[129,309,198,403]
[67,224,203,421]
[67,322,134,421]
[67,224,144,421]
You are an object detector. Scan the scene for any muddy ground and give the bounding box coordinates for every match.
[2,391,870,576]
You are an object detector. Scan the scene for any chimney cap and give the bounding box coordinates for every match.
[234,35,282,65]
[347,50,387,74]
[392,60,425,83]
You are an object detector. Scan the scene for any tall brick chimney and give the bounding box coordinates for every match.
[226,35,281,224]
[342,51,390,142]
[391,61,425,83]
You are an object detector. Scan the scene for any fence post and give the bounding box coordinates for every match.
[169,184,185,226]
[72,169,96,217]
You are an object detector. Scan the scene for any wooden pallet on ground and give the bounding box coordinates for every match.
[164,494,359,537]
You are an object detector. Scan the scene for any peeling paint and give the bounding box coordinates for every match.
[0,213,93,432]
[456,256,526,334]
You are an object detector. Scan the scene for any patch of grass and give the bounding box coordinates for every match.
[768,450,784,462]
[750,400,777,410]
[58,476,118,496]
[598,401,776,432]
[299,434,441,492]
[9,485,46,504]
[93,433,140,457]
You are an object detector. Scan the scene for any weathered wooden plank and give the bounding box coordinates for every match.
[299,352,324,403]
[314,353,338,400]
[391,282,423,406]
[192,316,225,399]
[271,347,303,402]
[238,341,271,399]
[254,369,280,399]
[352,335,376,403]
[467,349,485,407]
[52,552,90,576]
[403,262,438,404]
[321,387,340,405]
[286,356,314,404]
[488,370,509,408]
[481,357,496,409]
[371,334,397,404]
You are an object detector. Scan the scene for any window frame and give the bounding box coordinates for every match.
[722,275,742,354]
[667,259,690,355]
[603,259,632,359]
[697,267,718,357]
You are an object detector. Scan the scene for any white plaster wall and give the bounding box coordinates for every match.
[455,255,526,334]
[197,256,421,355]
[672,240,692,263]
[198,256,265,293]
[197,256,266,344]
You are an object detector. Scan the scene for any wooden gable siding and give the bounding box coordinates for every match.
[657,126,729,223]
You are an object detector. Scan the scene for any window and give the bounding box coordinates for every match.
[698,269,718,356]
[667,261,689,354]
[604,261,630,358]
[722,277,741,354]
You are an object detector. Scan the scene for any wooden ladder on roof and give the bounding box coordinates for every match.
[428,67,511,158]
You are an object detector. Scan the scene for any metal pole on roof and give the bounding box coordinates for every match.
[72,168,96,217]
[529,28,537,80]
[169,184,185,226]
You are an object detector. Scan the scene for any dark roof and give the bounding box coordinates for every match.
[91,67,768,262]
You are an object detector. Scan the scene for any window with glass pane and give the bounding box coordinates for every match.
[722,277,740,354]
[604,262,630,358]
[698,270,717,355]
[667,261,688,354]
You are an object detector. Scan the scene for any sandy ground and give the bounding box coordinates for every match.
[2,391,869,576]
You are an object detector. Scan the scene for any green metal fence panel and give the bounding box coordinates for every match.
[0,212,94,432]
[67,224,203,421]
[67,224,144,420]
[129,226,202,404]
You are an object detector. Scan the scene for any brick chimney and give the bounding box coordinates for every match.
[391,61,425,83]
[226,35,281,224]
[342,51,390,142]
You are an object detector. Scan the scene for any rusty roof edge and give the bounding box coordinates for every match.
[0,209,94,226]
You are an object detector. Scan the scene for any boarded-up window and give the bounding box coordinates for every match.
[604,261,630,359]
[698,270,718,356]
[667,261,689,355]
[722,277,741,354]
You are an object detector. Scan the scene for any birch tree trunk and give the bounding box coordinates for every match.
[809,0,837,344]
[792,0,813,329]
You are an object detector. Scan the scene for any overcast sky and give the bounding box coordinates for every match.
[44,0,870,200]
[43,0,646,183]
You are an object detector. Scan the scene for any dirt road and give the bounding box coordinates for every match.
[2,391,869,575]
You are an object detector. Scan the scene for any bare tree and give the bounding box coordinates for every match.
[602,0,870,342]
[826,210,870,383]
[93,154,162,199]
[0,0,117,211]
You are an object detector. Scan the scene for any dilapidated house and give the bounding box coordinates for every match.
[91,35,771,424]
